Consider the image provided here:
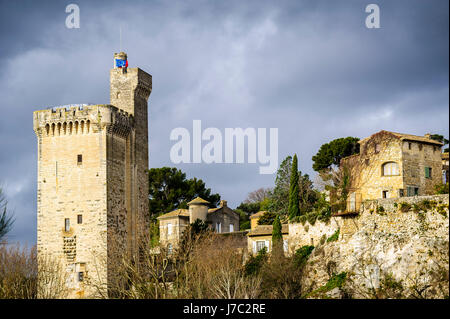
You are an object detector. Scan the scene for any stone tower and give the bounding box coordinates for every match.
[33,52,152,298]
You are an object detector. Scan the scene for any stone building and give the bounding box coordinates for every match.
[33,52,151,298]
[247,211,289,255]
[442,152,449,184]
[341,130,443,212]
[157,197,240,250]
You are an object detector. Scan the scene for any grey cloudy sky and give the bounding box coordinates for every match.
[0,0,448,245]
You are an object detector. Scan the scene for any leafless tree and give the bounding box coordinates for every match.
[244,188,272,203]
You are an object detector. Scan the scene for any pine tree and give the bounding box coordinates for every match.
[288,154,300,219]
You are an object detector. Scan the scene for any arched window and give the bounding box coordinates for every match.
[382,162,399,176]
[45,124,50,136]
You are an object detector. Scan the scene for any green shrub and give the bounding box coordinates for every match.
[437,204,448,218]
[420,200,432,211]
[434,183,449,194]
[320,234,326,245]
[399,202,411,213]
[317,206,332,223]
[294,245,314,268]
[306,272,348,297]
[257,211,278,225]
[244,247,267,276]
[240,220,250,230]
[327,229,340,242]
[324,272,347,290]
[306,212,317,225]
[299,215,307,225]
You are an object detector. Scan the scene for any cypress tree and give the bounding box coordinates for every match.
[288,154,300,219]
[272,215,282,244]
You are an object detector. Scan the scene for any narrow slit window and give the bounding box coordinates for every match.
[77,154,82,164]
[65,218,70,232]
[77,214,82,224]
[375,143,381,153]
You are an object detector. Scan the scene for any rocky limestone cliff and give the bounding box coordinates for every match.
[298,194,449,299]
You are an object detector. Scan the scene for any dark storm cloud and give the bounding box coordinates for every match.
[0,0,447,245]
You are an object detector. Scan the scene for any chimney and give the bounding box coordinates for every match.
[220,200,227,207]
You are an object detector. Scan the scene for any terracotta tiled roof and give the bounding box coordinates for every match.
[359,130,443,146]
[208,207,221,213]
[250,211,267,219]
[156,209,189,220]
[248,224,289,236]
[187,197,210,205]
[208,206,239,216]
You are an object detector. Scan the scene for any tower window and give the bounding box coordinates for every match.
[77,215,82,224]
[77,154,82,164]
[78,272,84,282]
[408,142,412,150]
[65,218,70,232]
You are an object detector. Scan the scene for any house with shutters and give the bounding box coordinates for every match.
[157,197,240,252]
[247,211,289,255]
[340,130,444,212]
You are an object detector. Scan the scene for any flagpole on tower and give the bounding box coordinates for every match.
[120,26,122,52]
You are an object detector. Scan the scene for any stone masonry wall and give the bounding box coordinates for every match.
[34,105,122,297]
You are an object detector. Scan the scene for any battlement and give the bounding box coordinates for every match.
[33,104,133,138]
